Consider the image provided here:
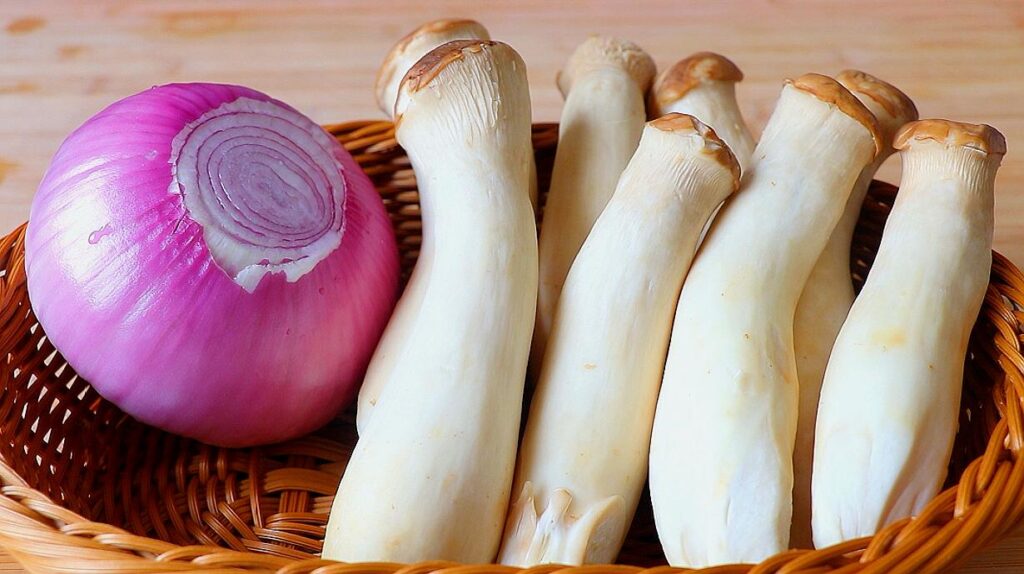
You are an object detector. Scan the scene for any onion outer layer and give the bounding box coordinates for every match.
[25,83,400,447]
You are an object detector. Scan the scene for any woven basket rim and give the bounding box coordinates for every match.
[0,120,1020,574]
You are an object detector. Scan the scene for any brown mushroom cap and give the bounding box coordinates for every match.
[398,39,494,97]
[836,70,918,125]
[375,19,490,115]
[894,119,1007,156]
[402,18,487,42]
[395,39,524,129]
[650,112,741,189]
[556,36,656,97]
[651,52,744,110]
[836,70,918,152]
[787,73,883,156]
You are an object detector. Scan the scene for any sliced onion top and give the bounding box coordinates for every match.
[172,96,348,291]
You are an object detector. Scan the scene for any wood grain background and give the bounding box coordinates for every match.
[1,1,1023,572]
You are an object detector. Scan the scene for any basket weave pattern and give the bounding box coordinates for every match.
[0,121,1020,573]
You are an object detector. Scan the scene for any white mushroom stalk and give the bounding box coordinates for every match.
[789,70,917,549]
[373,19,490,118]
[648,74,880,567]
[649,52,756,173]
[358,20,496,432]
[532,36,655,374]
[324,40,537,562]
[499,114,739,567]
[812,119,1004,548]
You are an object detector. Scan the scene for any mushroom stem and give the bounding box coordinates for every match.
[649,52,756,173]
[532,36,655,376]
[325,40,537,562]
[649,74,879,567]
[812,119,1004,548]
[358,20,537,431]
[500,114,739,566]
[790,70,917,549]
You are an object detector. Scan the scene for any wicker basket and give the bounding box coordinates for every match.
[0,120,1020,574]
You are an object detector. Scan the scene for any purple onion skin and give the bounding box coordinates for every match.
[26,83,399,447]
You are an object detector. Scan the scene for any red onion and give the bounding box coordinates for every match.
[25,83,399,446]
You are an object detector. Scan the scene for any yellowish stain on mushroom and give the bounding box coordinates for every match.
[0,81,38,94]
[160,11,239,37]
[6,17,45,35]
[872,328,906,349]
[584,363,597,370]
[0,159,18,186]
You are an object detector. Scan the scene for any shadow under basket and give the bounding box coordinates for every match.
[0,120,1021,574]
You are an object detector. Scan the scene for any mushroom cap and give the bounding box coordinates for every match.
[787,73,883,156]
[556,35,656,97]
[837,70,918,125]
[375,19,490,116]
[394,39,522,126]
[651,52,744,110]
[837,70,918,148]
[895,119,1007,156]
[650,112,741,190]
[397,39,492,96]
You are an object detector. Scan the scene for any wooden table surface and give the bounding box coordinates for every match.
[1,0,1023,572]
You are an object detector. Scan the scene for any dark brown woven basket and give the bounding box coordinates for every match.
[0,120,1021,573]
